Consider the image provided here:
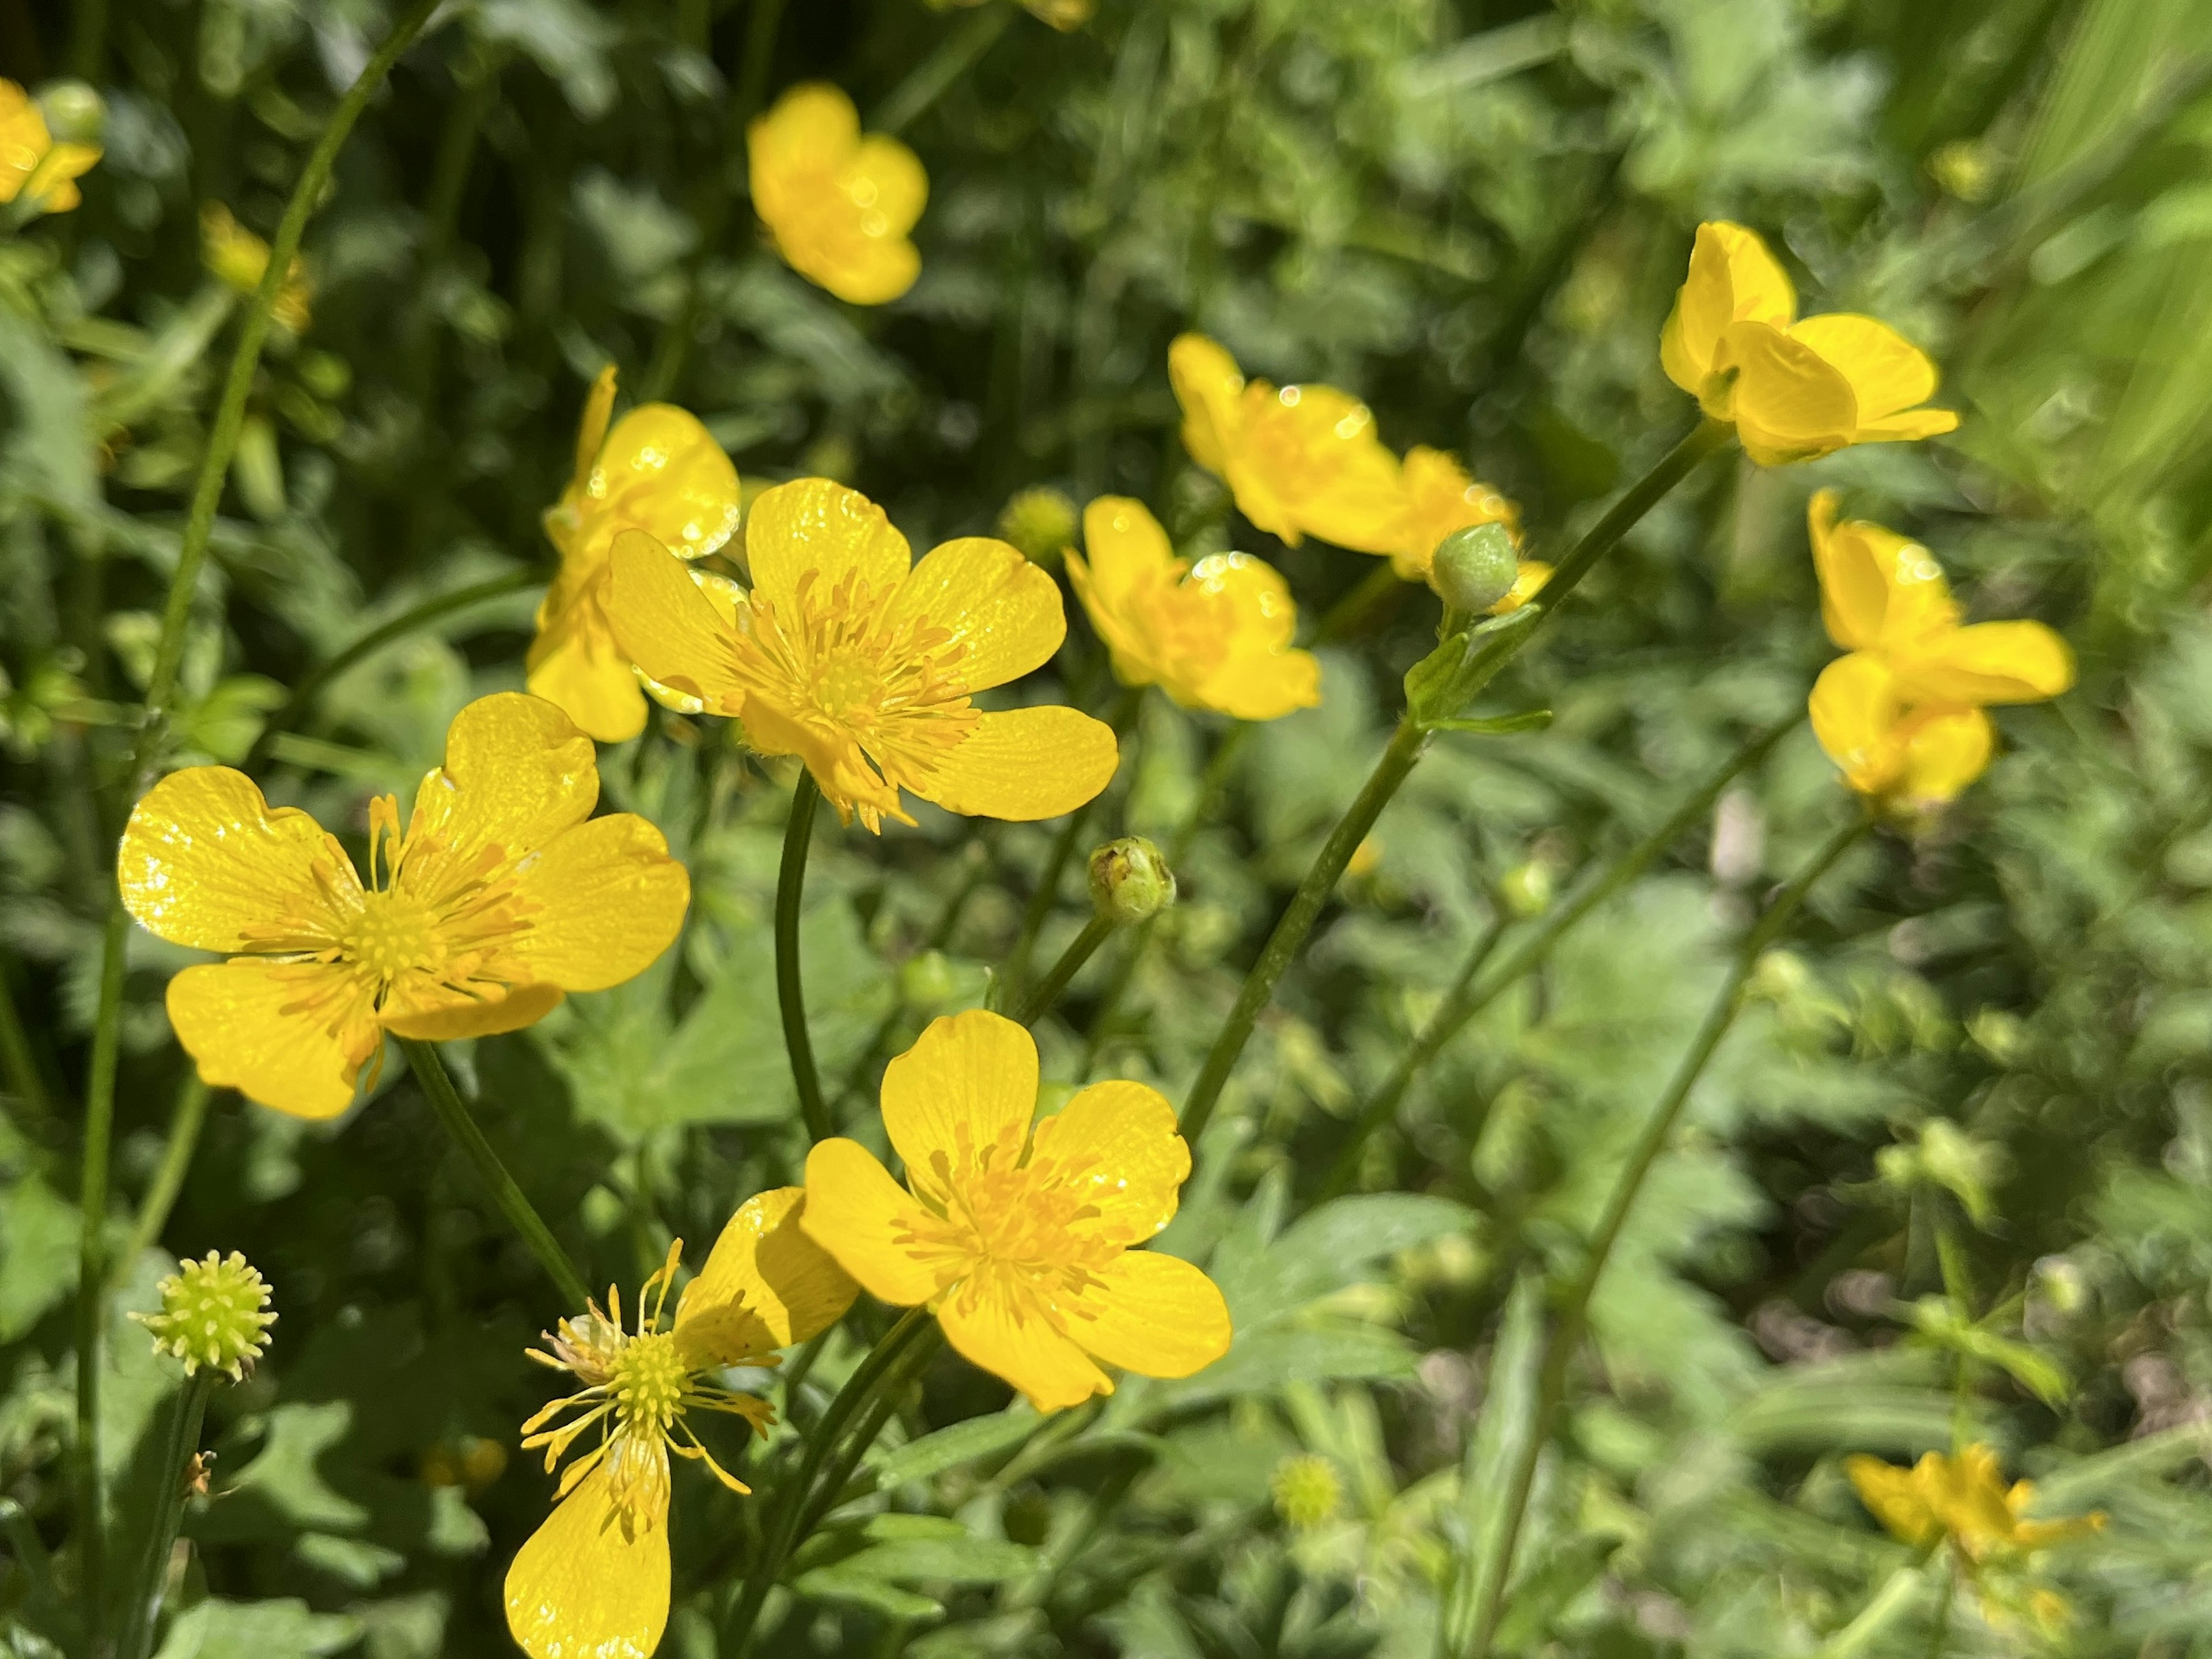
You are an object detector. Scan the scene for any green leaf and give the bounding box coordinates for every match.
[872,1405,1042,1488]
[831,1536,1040,1584]
[153,1599,362,1659]
[1210,1192,1474,1331]
[1445,1270,1545,1651]
[1422,709,1554,736]
[792,1565,944,1619]
[0,1172,77,1340]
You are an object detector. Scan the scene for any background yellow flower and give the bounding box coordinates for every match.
[118,694,688,1118]
[200,203,312,333]
[1065,496,1319,721]
[1384,447,1521,584]
[607,478,1118,831]
[801,1009,1231,1412]
[0,78,97,212]
[749,84,926,305]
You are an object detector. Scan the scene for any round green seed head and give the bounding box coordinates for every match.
[1427,521,1519,613]
[131,1249,277,1381]
[997,486,1078,570]
[1270,1453,1342,1531]
[1089,836,1176,925]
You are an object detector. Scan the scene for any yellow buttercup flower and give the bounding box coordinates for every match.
[118,693,688,1119]
[1384,448,1517,579]
[749,83,926,306]
[1660,221,1957,466]
[200,203,313,334]
[532,366,745,742]
[1805,491,2073,810]
[800,1009,1232,1412]
[607,478,1118,832]
[1846,1444,2104,1562]
[1065,497,1319,721]
[1170,334,1403,554]
[0,79,99,214]
[506,1188,858,1659]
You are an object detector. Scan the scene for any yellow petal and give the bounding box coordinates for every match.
[526,600,651,744]
[1080,497,1178,609]
[1716,321,1860,465]
[1387,447,1518,579]
[590,406,743,559]
[380,982,565,1041]
[1809,653,1903,798]
[1853,407,1960,445]
[888,537,1066,692]
[1806,491,1955,654]
[1846,1453,1942,1548]
[1898,620,2074,707]
[412,694,598,864]
[676,1187,859,1362]
[605,529,748,717]
[1168,334,1245,476]
[504,1461,670,1659]
[748,83,861,218]
[1055,1249,1231,1380]
[847,135,927,237]
[119,767,350,952]
[743,478,911,614]
[1661,221,1797,394]
[880,1009,1038,1181]
[1187,552,1319,721]
[505,813,689,991]
[1788,313,1939,422]
[1243,386,1404,555]
[1899,707,1993,806]
[167,960,366,1120]
[783,227,921,307]
[1028,1080,1188,1247]
[799,1138,944,1305]
[1490,559,1551,615]
[571,365,619,493]
[914,706,1119,822]
[938,1274,1111,1413]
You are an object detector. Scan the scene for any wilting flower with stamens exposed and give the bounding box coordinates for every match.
[532,366,744,742]
[1660,221,1957,465]
[606,478,1118,832]
[0,79,99,214]
[506,1189,857,1659]
[1065,497,1319,721]
[118,694,688,1118]
[802,1009,1231,1412]
[749,84,926,305]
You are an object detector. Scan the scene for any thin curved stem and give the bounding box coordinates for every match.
[1321,713,1801,1200]
[401,1040,590,1310]
[874,5,1014,134]
[113,1371,215,1659]
[794,1325,944,1537]
[1461,812,1870,1658]
[113,1079,212,1286]
[1013,915,1116,1029]
[777,773,831,1143]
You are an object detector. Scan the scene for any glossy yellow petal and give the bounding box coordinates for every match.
[783,226,922,307]
[1899,707,1993,805]
[749,85,923,305]
[1028,1080,1187,1247]
[1899,620,2074,707]
[743,478,911,614]
[1789,313,1939,422]
[1806,491,1956,654]
[740,702,906,831]
[1846,1453,1942,1548]
[1168,334,1245,476]
[1852,407,1960,445]
[677,1187,859,1363]
[1241,385,1404,555]
[1491,559,1551,615]
[748,83,861,214]
[504,1461,670,1659]
[888,536,1065,692]
[800,1138,945,1305]
[1185,552,1319,721]
[1661,221,1797,394]
[1056,1249,1231,1380]
[1809,653,1904,797]
[880,1008,1039,1181]
[1080,496,1177,607]
[1809,490,1884,651]
[412,694,598,864]
[605,529,749,717]
[938,1273,1111,1414]
[1714,321,1861,464]
[509,813,689,990]
[119,767,350,952]
[380,981,565,1041]
[913,706,1119,821]
[167,960,367,1121]
[589,406,743,560]
[571,365,618,493]
[525,597,650,744]
[848,135,927,237]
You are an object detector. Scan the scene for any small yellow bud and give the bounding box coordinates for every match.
[1427,522,1518,614]
[997,486,1078,570]
[1089,837,1176,925]
[1270,1453,1342,1531]
[130,1250,276,1381]
[1496,859,1554,919]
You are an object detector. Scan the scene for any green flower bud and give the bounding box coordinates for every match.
[997,486,1078,570]
[1427,522,1518,613]
[1088,836,1176,925]
[1269,1453,1342,1531]
[900,948,959,1009]
[1497,859,1554,919]
[131,1251,276,1381]
[36,81,105,146]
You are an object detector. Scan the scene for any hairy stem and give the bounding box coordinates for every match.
[777,772,832,1142]
[1013,914,1116,1029]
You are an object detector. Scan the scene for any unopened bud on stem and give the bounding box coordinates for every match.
[1426,522,1518,615]
[1089,836,1176,925]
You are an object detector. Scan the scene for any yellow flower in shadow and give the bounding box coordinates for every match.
[1169,334,1403,554]
[200,203,313,334]
[118,694,688,1118]
[1065,497,1319,721]
[750,83,926,305]
[505,1188,857,1659]
[1804,491,2072,810]
[801,1009,1232,1412]
[532,366,744,742]
[606,478,1118,832]
[1661,221,1957,465]
[0,79,98,214]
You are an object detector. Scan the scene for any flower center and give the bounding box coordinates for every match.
[812,649,883,720]
[609,1330,690,1442]
[341,888,442,986]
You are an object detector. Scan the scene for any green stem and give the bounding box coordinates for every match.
[113,1370,215,1659]
[1321,714,1801,1200]
[725,1308,934,1656]
[400,1040,589,1309]
[1812,1564,1929,1659]
[777,772,832,1143]
[1462,813,1869,1659]
[736,0,787,127]
[1180,718,1427,1146]
[1012,915,1116,1029]
[1522,419,1733,625]
[73,903,128,1625]
[113,1080,212,1286]
[794,1325,943,1537]
[243,571,540,773]
[873,5,1014,134]
[0,953,54,1128]
[1306,561,1404,645]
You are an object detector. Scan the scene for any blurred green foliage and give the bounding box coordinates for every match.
[5,0,2212,1654]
